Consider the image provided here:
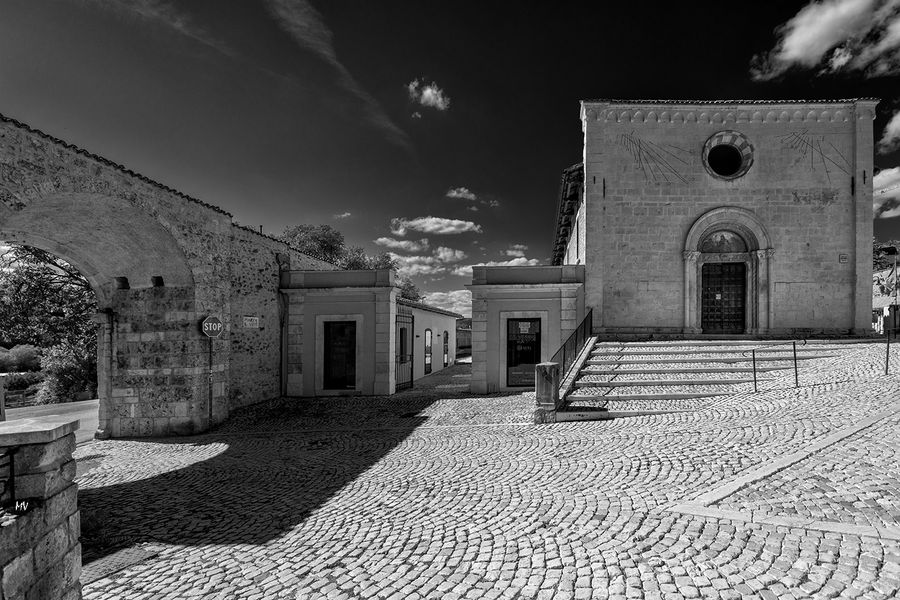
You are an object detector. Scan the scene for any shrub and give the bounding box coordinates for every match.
[2,371,44,391]
[35,344,96,404]
[0,345,42,372]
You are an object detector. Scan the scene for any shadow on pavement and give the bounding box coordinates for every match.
[77,364,475,563]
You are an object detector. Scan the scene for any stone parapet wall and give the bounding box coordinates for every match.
[0,419,81,600]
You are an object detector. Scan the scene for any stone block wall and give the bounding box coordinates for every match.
[0,419,81,600]
[581,100,876,334]
[228,226,336,410]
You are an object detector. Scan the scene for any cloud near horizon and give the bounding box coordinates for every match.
[446,186,500,210]
[451,256,542,278]
[333,211,352,219]
[879,110,900,153]
[504,244,529,258]
[424,290,472,317]
[390,216,482,236]
[389,245,468,278]
[374,237,429,252]
[751,0,900,80]
[875,167,900,218]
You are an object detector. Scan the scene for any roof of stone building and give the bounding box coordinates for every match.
[397,297,465,319]
[0,112,232,216]
[582,98,880,105]
[551,163,584,266]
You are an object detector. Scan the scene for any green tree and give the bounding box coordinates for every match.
[278,225,423,300]
[0,245,97,401]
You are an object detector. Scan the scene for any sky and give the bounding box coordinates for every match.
[1,0,900,317]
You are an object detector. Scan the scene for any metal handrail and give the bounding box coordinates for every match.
[740,340,807,391]
[550,309,593,382]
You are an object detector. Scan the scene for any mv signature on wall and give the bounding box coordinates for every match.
[617,132,693,184]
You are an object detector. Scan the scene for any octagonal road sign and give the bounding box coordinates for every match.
[201,315,224,338]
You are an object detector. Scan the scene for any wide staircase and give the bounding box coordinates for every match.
[559,339,843,419]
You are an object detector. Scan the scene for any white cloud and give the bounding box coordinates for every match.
[875,166,900,218]
[388,245,468,277]
[879,110,900,154]
[446,187,477,201]
[412,111,422,119]
[446,186,501,209]
[434,246,467,263]
[504,244,529,258]
[466,205,479,212]
[333,211,352,219]
[751,0,900,79]
[374,237,429,252]
[390,216,482,236]
[451,256,542,277]
[407,79,451,111]
[389,253,445,277]
[424,290,472,318]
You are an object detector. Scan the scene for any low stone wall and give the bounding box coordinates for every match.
[0,418,81,600]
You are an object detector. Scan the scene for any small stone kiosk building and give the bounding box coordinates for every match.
[470,99,877,392]
[282,269,460,396]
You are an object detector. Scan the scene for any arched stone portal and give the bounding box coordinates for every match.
[0,113,335,437]
[682,207,774,335]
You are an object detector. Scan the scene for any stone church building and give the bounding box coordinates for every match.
[469,99,877,393]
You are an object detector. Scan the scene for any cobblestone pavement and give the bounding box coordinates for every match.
[74,342,900,599]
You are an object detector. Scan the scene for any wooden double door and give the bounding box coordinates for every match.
[701,262,746,333]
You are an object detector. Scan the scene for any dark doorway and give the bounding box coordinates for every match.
[507,318,541,387]
[701,263,746,333]
[323,321,356,389]
[395,311,414,391]
[442,331,449,367]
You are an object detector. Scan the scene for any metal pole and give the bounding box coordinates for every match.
[208,337,213,428]
[752,349,757,392]
[888,331,892,376]
[792,341,799,388]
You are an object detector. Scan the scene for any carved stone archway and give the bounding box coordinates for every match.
[683,207,774,334]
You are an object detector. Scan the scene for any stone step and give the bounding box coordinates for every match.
[567,392,731,401]
[555,409,690,422]
[592,340,848,348]
[586,355,835,365]
[580,366,792,374]
[590,348,832,356]
[575,378,755,388]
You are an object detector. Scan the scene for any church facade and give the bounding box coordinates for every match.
[470,99,877,393]
[556,98,877,336]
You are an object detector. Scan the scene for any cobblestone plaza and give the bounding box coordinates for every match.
[75,343,900,600]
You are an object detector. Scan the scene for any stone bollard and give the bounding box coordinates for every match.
[534,362,560,424]
[0,418,82,600]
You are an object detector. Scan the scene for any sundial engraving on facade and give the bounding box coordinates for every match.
[617,131,693,184]
[778,129,851,182]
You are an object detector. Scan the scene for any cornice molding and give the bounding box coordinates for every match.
[582,106,874,124]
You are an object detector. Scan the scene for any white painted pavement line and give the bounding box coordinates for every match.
[668,401,900,540]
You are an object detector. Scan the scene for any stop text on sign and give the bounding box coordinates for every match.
[201,316,224,338]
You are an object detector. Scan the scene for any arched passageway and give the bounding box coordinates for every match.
[1,114,334,437]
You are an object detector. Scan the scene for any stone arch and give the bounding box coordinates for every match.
[0,114,237,438]
[682,207,774,334]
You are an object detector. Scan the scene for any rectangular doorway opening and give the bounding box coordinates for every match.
[701,262,746,333]
[507,318,541,387]
[324,321,356,389]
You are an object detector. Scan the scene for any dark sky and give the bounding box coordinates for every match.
[1,0,899,315]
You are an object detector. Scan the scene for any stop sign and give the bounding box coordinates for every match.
[201,316,224,338]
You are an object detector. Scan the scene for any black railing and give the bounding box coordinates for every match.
[741,340,805,391]
[550,309,593,382]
